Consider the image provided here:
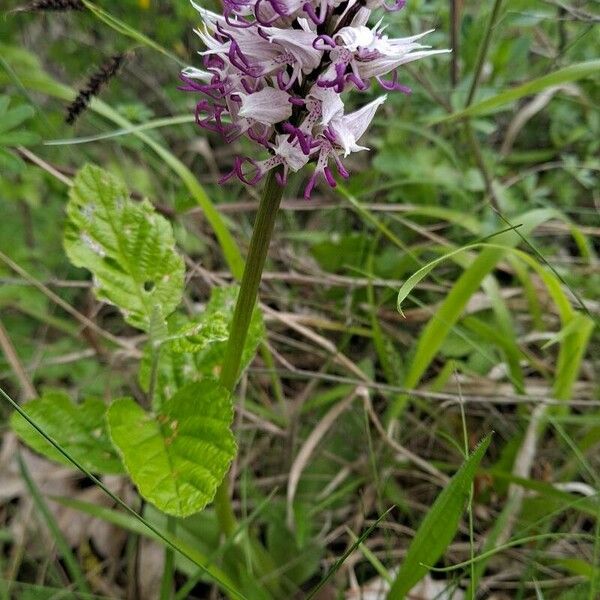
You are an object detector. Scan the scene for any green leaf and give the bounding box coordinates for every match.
[64,164,184,330]
[107,380,236,517]
[0,131,41,146]
[168,314,230,354]
[387,434,492,599]
[433,60,600,123]
[0,147,25,173]
[193,287,264,376]
[11,392,123,474]
[0,105,35,133]
[139,286,264,405]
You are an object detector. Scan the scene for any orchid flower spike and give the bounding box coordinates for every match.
[182,0,449,199]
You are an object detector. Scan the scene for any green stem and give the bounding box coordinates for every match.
[465,0,503,107]
[159,516,176,600]
[216,169,284,536]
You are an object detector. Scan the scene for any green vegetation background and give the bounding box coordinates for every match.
[0,0,599,598]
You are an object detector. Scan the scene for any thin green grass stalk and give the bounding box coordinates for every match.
[306,508,393,600]
[80,0,185,66]
[427,532,594,573]
[44,114,195,146]
[124,516,141,600]
[434,59,600,124]
[457,376,476,599]
[17,453,92,596]
[346,527,392,585]
[465,0,504,108]
[159,516,176,600]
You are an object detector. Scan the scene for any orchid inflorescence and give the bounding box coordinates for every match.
[181,0,448,198]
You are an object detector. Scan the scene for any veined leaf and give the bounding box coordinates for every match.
[107,380,236,517]
[64,164,184,331]
[139,286,264,406]
[168,314,229,354]
[193,287,264,376]
[11,392,123,474]
[387,434,492,599]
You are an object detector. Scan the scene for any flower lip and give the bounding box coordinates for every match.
[237,87,293,124]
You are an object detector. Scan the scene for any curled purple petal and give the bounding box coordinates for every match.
[303,2,326,25]
[313,35,336,50]
[384,0,406,11]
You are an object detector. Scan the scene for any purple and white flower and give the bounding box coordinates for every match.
[182,0,448,198]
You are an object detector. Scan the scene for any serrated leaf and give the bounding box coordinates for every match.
[11,392,124,474]
[168,313,229,354]
[107,380,236,517]
[139,286,264,406]
[63,164,184,331]
[193,286,264,376]
[388,434,492,599]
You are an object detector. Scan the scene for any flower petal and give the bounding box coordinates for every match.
[238,88,293,124]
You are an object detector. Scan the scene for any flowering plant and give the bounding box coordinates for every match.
[181,0,448,198]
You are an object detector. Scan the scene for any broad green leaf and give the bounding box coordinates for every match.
[387,434,492,599]
[434,60,600,123]
[11,392,123,474]
[64,164,184,331]
[139,286,264,406]
[107,380,236,517]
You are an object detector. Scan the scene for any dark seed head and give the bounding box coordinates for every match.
[15,0,84,12]
[66,54,126,125]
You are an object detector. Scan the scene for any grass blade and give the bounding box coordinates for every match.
[387,433,492,599]
[433,60,600,123]
[389,209,559,420]
[17,453,92,596]
[306,507,393,600]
